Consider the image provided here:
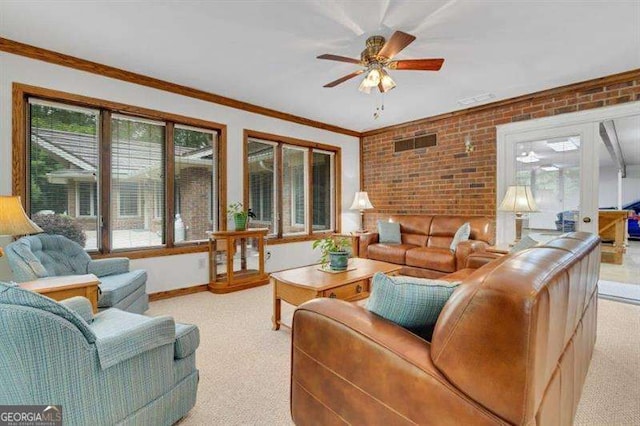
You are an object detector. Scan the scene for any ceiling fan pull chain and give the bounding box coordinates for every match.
[373,93,385,120]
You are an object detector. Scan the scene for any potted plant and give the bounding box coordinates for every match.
[312,236,351,271]
[227,202,256,231]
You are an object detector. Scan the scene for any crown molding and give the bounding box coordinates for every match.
[0,37,360,138]
[360,68,640,138]
[2,37,638,141]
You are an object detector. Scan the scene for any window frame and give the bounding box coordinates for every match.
[243,129,341,244]
[13,83,227,259]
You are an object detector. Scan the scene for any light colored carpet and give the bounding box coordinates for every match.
[147,285,640,425]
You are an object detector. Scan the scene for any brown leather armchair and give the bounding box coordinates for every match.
[291,232,600,425]
[359,215,495,278]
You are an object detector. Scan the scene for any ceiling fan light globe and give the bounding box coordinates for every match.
[380,74,396,92]
[358,78,372,94]
[365,69,381,86]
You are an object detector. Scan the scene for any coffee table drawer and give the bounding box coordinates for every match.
[323,279,369,300]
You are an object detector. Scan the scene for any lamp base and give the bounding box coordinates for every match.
[515,213,524,242]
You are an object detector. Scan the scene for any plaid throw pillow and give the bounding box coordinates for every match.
[366,273,459,328]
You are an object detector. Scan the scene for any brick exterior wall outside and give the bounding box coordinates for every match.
[176,166,213,241]
[362,73,640,231]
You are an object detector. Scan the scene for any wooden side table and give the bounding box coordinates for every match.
[332,233,365,257]
[19,274,100,312]
[207,228,269,293]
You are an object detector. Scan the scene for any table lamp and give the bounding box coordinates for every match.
[349,192,374,233]
[498,185,538,243]
[0,196,43,257]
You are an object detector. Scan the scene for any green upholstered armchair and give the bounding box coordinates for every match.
[0,281,199,425]
[4,234,148,313]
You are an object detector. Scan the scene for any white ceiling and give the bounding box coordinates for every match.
[1,1,639,132]
[599,115,640,168]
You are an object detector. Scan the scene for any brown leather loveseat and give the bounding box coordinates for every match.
[359,214,494,278]
[291,232,600,425]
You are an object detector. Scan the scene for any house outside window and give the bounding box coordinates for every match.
[28,99,100,250]
[117,182,140,217]
[174,125,218,243]
[77,181,97,217]
[21,89,226,256]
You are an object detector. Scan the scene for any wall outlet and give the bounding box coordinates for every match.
[198,258,206,269]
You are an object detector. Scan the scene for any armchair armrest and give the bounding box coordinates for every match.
[91,309,175,369]
[291,299,503,425]
[357,232,379,259]
[454,240,489,270]
[59,296,94,323]
[88,257,130,277]
[466,251,503,269]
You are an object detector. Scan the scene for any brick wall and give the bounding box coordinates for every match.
[177,166,213,241]
[362,71,640,231]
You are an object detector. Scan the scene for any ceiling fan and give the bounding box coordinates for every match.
[317,30,444,94]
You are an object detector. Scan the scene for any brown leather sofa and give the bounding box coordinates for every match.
[291,232,600,425]
[359,214,495,278]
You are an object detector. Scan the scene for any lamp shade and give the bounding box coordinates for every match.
[349,192,374,210]
[0,196,43,236]
[498,186,538,213]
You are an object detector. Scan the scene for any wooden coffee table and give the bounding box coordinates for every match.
[270,258,401,330]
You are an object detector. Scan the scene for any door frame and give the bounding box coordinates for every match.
[496,101,640,245]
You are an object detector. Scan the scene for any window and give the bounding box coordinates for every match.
[77,182,97,217]
[312,151,335,231]
[19,87,226,257]
[245,132,340,240]
[247,140,277,234]
[111,115,165,249]
[174,125,218,243]
[283,146,308,235]
[28,99,100,251]
[117,182,140,217]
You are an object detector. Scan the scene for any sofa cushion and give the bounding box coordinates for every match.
[377,221,401,244]
[174,323,200,359]
[450,222,471,252]
[366,272,460,328]
[0,281,96,342]
[406,247,456,273]
[368,244,418,265]
[402,233,428,246]
[98,269,147,307]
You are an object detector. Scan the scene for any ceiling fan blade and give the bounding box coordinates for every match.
[317,54,362,65]
[388,58,445,71]
[377,31,416,59]
[323,70,364,88]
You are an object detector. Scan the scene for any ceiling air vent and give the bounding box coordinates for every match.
[394,133,437,153]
